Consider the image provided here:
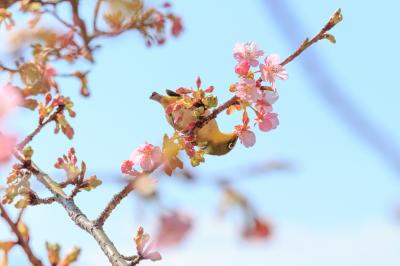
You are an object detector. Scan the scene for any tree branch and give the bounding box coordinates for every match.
[13,150,130,266]
[0,203,44,266]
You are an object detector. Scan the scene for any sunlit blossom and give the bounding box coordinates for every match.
[234,125,256,148]
[233,42,264,66]
[260,54,288,89]
[234,78,261,103]
[255,112,279,132]
[130,143,162,172]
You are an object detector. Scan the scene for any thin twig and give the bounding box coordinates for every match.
[95,182,135,227]
[42,7,74,28]
[28,191,56,205]
[280,8,342,66]
[69,0,93,61]
[0,203,44,266]
[16,105,64,151]
[0,62,18,73]
[188,96,239,136]
[93,0,102,32]
[15,208,25,224]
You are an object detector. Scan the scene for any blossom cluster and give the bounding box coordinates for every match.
[121,42,288,176]
[0,83,21,163]
[231,41,288,148]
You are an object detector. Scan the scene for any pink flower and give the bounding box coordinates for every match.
[130,143,162,172]
[44,65,57,81]
[234,61,250,76]
[255,99,272,114]
[120,160,137,176]
[260,54,288,89]
[233,42,264,66]
[171,16,183,37]
[0,83,22,118]
[255,112,279,132]
[242,217,272,240]
[234,125,256,148]
[235,78,261,103]
[0,132,16,163]
[154,211,192,248]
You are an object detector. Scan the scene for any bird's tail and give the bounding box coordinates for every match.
[150,92,162,102]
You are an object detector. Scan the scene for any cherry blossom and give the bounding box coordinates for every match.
[0,83,22,118]
[234,78,261,103]
[255,112,279,132]
[260,53,288,89]
[234,125,256,148]
[130,143,162,172]
[154,211,193,248]
[255,99,272,114]
[233,42,264,66]
[0,132,16,163]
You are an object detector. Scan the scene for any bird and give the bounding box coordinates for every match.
[150,90,238,156]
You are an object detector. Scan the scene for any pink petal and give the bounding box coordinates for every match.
[239,130,256,148]
[265,53,280,66]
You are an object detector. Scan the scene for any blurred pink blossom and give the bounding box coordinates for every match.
[255,112,279,132]
[235,78,261,103]
[0,83,22,118]
[45,65,57,81]
[233,42,264,66]
[242,217,272,240]
[260,54,288,89]
[171,16,183,37]
[154,211,193,248]
[130,143,162,172]
[0,132,16,163]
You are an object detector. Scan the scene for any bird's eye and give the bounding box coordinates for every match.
[228,141,235,150]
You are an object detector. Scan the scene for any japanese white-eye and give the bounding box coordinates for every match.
[150,90,238,156]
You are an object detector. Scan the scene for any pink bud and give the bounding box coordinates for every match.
[121,160,134,174]
[235,61,250,76]
[196,76,201,89]
[205,86,214,93]
[45,93,52,105]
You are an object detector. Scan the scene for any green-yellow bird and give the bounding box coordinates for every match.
[150,90,238,156]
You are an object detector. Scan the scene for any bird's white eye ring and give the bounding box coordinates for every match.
[228,142,234,149]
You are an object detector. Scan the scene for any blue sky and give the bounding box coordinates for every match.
[1,0,400,265]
